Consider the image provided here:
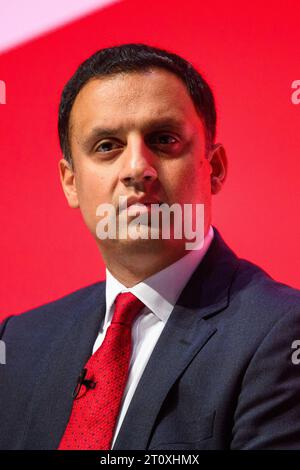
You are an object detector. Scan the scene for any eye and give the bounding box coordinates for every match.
[95,140,120,153]
[150,133,178,145]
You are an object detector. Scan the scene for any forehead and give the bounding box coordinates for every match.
[69,67,205,137]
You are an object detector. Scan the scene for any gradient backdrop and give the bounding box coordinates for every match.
[0,0,299,318]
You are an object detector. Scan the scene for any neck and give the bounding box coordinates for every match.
[99,240,189,287]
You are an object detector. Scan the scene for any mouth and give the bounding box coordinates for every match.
[128,198,162,208]
[118,196,163,213]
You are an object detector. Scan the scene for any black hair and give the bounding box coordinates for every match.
[58,43,217,165]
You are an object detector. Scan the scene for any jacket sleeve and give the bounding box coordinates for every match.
[231,308,300,449]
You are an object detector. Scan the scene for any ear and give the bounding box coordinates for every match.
[58,158,79,208]
[207,143,228,195]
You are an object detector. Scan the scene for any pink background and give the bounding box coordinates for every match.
[0,0,299,318]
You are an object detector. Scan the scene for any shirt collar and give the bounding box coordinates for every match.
[105,225,214,325]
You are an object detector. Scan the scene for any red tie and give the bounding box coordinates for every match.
[58,292,145,450]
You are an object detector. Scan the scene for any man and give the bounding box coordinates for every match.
[1,43,300,450]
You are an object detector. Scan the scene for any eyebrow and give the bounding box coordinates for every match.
[79,116,188,151]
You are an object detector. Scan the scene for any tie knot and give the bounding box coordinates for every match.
[112,292,145,327]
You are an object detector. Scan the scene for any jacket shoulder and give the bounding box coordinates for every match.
[231,256,300,329]
[0,280,105,339]
[236,257,300,301]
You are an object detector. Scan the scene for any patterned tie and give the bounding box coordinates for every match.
[58,292,145,450]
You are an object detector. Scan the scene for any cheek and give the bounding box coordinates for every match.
[162,159,210,198]
[74,167,112,231]
[76,166,108,203]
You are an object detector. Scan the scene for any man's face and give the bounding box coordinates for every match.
[60,67,222,255]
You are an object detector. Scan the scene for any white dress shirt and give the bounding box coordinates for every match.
[92,225,214,449]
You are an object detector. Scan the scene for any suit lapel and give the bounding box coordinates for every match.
[112,306,217,450]
[23,282,107,450]
[113,226,240,449]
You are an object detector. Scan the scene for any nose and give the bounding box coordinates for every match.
[119,134,158,188]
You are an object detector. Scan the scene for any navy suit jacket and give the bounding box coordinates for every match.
[1,226,300,450]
